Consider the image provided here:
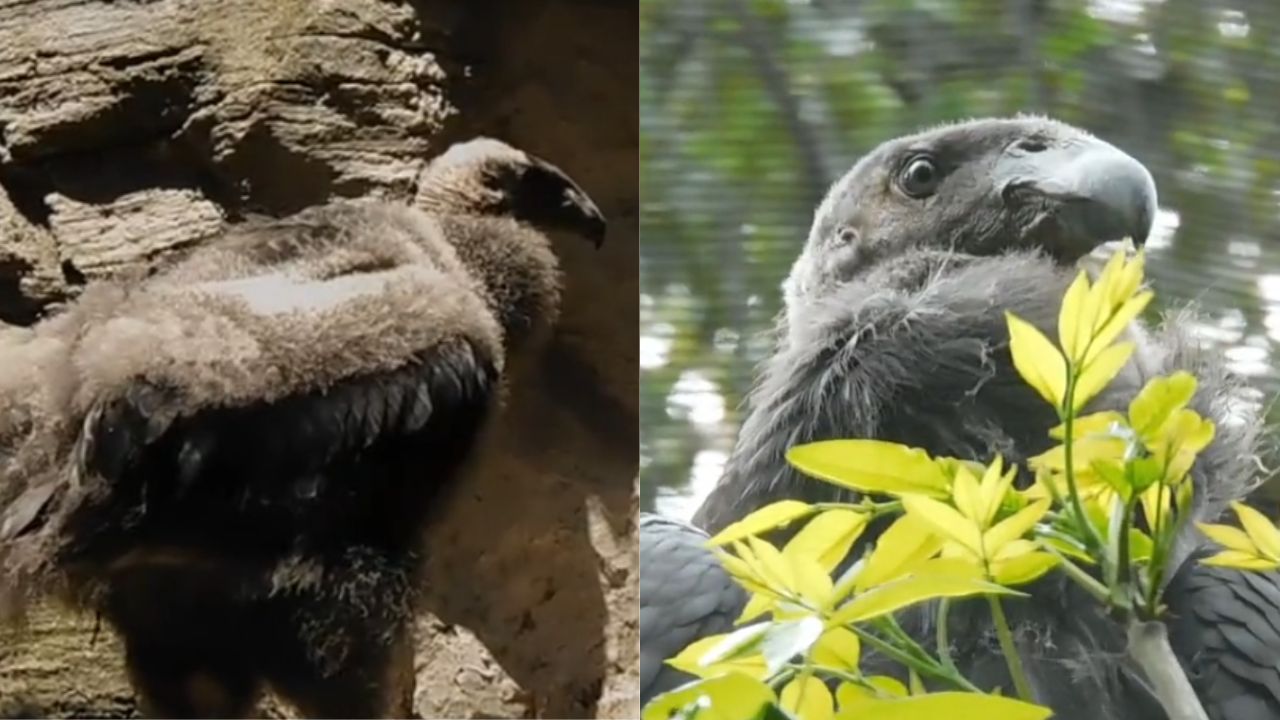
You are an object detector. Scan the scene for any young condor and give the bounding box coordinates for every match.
[0,138,606,718]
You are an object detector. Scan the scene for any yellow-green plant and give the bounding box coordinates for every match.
[642,248,1276,720]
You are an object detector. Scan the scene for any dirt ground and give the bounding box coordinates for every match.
[0,605,531,718]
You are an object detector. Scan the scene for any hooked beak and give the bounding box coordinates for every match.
[515,159,609,249]
[997,133,1157,260]
[562,186,608,249]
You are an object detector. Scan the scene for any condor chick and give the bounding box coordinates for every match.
[0,138,605,718]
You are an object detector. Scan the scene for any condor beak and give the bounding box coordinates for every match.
[997,133,1157,258]
[563,186,608,249]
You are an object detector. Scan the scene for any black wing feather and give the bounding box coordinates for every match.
[639,513,748,703]
[1167,558,1280,720]
[63,338,498,568]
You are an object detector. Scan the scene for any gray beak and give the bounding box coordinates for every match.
[997,134,1158,256]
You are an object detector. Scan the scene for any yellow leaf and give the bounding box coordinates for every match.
[1232,501,1280,561]
[1041,534,1095,564]
[1029,437,1127,474]
[1139,485,1171,532]
[834,691,1053,720]
[1006,312,1067,408]
[836,677,909,708]
[1049,411,1127,441]
[1200,550,1280,571]
[786,440,950,498]
[1073,341,1135,412]
[736,592,775,625]
[812,626,861,670]
[908,668,926,696]
[936,457,991,483]
[1165,409,1216,455]
[745,536,797,595]
[832,560,1013,625]
[1091,458,1133,500]
[666,632,769,680]
[952,464,984,526]
[983,499,1051,557]
[791,553,836,607]
[1197,521,1257,554]
[781,676,835,720]
[992,551,1060,586]
[1128,372,1198,443]
[977,458,1016,528]
[1092,248,1129,322]
[1085,291,1153,365]
[902,495,984,557]
[990,539,1039,562]
[1155,410,1216,484]
[642,672,776,720]
[1058,270,1092,363]
[855,514,944,592]
[1110,249,1146,308]
[715,550,773,596]
[708,500,816,546]
[784,509,869,574]
[1128,528,1155,563]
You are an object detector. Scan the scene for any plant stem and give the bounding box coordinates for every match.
[1061,371,1105,556]
[936,598,957,674]
[1143,484,1169,617]
[1042,545,1111,603]
[849,626,981,693]
[1117,498,1136,588]
[876,616,934,664]
[1126,621,1209,720]
[988,595,1034,703]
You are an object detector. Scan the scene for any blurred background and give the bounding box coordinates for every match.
[640,0,1280,520]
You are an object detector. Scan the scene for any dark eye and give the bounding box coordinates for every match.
[1015,138,1048,153]
[836,225,858,244]
[898,156,940,198]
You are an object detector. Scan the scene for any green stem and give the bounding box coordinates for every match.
[937,598,957,674]
[876,616,935,664]
[1143,484,1170,617]
[1062,371,1105,556]
[849,626,981,693]
[988,595,1035,703]
[1042,544,1111,603]
[787,663,861,685]
[1117,497,1136,588]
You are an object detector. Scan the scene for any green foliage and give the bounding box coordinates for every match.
[643,248,1280,719]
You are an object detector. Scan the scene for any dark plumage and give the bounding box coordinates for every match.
[0,137,606,717]
[639,513,746,703]
[641,117,1280,719]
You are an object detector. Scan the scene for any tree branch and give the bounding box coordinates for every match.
[725,0,831,204]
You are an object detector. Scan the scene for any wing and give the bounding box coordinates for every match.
[639,513,748,703]
[1166,557,1280,720]
[63,336,498,570]
[8,202,507,575]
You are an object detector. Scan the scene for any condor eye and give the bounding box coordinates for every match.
[836,225,858,245]
[898,156,941,198]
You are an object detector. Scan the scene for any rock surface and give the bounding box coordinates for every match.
[0,0,639,717]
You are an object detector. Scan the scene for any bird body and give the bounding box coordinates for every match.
[640,117,1280,719]
[639,513,746,703]
[0,137,606,717]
